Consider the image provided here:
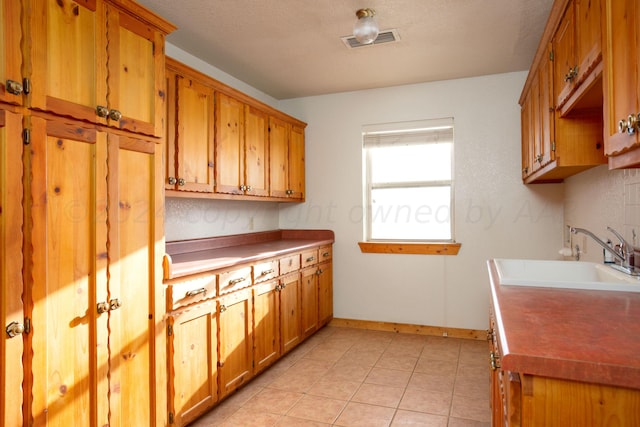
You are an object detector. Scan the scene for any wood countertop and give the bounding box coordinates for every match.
[487,259,640,390]
[164,229,334,280]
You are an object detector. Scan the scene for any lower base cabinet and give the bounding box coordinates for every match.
[165,240,333,426]
[167,300,218,427]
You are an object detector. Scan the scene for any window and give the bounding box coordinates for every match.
[360,118,459,254]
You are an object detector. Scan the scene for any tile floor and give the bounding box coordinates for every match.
[190,325,491,427]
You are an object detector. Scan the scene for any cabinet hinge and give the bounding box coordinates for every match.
[24,317,31,335]
[551,141,556,152]
[167,324,173,336]
[23,78,31,94]
[549,50,554,61]
[168,412,174,424]
[22,128,30,145]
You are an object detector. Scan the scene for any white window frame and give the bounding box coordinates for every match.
[362,118,455,243]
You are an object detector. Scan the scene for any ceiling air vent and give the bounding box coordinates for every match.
[341,29,400,49]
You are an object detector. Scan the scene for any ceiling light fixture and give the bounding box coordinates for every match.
[353,8,379,45]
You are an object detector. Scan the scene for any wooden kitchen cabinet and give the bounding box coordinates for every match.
[218,287,254,398]
[269,117,305,200]
[215,92,269,197]
[0,0,25,105]
[167,300,218,427]
[165,61,215,192]
[552,0,602,114]
[279,272,303,354]
[520,0,606,183]
[0,109,24,427]
[27,115,166,426]
[301,267,320,339]
[317,259,334,327]
[28,0,174,137]
[253,279,281,375]
[602,0,640,168]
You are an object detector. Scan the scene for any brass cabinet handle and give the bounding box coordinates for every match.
[239,185,246,191]
[5,79,23,95]
[219,304,227,313]
[178,178,186,186]
[109,298,122,311]
[97,302,109,314]
[108,109,122,121]
[228,277,246,286]
[5,321,25,338]
[96,105,109,118]
[186,287,206,297]
[626,114,638,135]
[306,256,315,262]
[260,269,274,276]
[563,66,578,82]
[489,351,501,371]
[275,284,282,291]
[168,177,177,185]
[322,252,330,258]
[316,268,323,275]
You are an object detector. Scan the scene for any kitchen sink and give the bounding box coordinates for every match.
[493,258,640,292]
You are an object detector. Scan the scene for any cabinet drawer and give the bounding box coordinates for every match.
[301,249,318,268]
[218,266,252,295]
[319,246,332,262]
[253,259,278,284]
[279,254,301,275]
[166,272,217,311]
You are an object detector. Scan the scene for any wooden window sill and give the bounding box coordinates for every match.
[358,242,461,255]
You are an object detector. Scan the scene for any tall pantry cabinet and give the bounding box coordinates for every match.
[0,0,175,426]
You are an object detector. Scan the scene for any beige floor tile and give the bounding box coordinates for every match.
[351,383,405,408]
[276,415,331,426]
[287,394,348,424]
[217,406,282,427]
[338,348,384,366]
[306,377,361,401]
[447,417,491,427]
[333,402,395,427]
[407,372,455,394]
[450,394,491,422]
[414,357,458,376]
[398,388,452,416]
[365,367,412,388]
[324,363,372,383]
[268,371,320,393]
[390,409,448,426]
[375,354,419,372]
[243,388,304,415]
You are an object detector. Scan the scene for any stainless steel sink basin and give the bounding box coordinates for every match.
[493,258,640,292]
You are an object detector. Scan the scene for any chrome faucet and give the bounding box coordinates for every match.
[569,226,637,275]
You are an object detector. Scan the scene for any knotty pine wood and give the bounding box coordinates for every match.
[358,241,462,255]
[0,0,24,106]
[330,318,485,341]
[253,280,282,375]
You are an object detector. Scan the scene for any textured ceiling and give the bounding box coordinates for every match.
[136,0,554,100]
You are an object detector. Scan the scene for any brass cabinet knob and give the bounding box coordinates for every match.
[219,304,227,313]
[108,109,122,121]
[178,178,186,186]
[96,105,109,118]
[168,177,177,185]
[563,66,578,82]
[5,321,24,338]
[97,302,109,314]
[109,298,122,311]
[5,79,23,95]
[626,114,638,135]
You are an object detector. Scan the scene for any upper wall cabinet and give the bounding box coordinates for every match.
[28,0,173,137]
[520,0,606,183]
[164,58,306,202]
[0,0,25,106]
[166,60,215,192]
[602,0,640,168]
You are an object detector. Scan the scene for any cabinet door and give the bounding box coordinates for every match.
[107,134,165,426]
[30,0,108,126]
[269,116,289,198]
[173,74,215,192]
[575,0,602,84]
[0,0,25,105]
[300,267,319,339]
[521,89,534,179]
[0,110,24,427]
[244,104,269,196]
[218,288,253,398]
[167,301,218,427]
[602,0,640,157]
[539,44,555,167]
[279,273,301,354]
[104,4,167,137]
[29,117,109,426]
[253,280,280,374]
[317,261,333,327]
[553,1,576,109]
[288,124,305,200]
[215,92,244,195]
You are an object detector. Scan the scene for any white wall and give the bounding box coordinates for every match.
[279,72,565,330]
